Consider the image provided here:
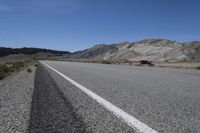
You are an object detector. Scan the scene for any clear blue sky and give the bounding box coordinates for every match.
[0,0,200,52]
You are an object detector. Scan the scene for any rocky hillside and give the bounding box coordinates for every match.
[66,39,200,62]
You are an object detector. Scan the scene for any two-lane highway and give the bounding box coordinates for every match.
[40,61,200,132]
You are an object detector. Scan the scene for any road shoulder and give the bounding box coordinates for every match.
[0,66,35,133]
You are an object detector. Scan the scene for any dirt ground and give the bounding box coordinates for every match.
[153,62,200,69]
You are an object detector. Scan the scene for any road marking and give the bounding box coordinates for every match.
[42,62,158,133]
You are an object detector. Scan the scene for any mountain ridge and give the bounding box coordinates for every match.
[0,47,70,57]
[1,39,199,62]
[66,39,200,62]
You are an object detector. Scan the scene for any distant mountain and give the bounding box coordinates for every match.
[66,39,200,62]
[0,47,70,57]
[1,39,199,63]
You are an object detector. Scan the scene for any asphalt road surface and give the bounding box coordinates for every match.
[35,61,200,133]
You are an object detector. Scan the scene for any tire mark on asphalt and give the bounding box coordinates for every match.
[29,64,88,133]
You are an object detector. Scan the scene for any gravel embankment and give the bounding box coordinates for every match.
[0,66,35,133]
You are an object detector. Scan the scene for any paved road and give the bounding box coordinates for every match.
[40,61,200,133]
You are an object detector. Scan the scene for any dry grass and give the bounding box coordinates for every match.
[0,60,36,80]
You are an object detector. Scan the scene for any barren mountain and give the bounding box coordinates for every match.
[67,39,200,62]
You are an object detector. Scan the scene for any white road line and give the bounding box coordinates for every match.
[42,62,158,133]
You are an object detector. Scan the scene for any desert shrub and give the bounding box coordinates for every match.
[0,60,34,80]
[0,65,9,73]
[24,60,32,63]
[127,45,132,48]
[0,65,10,80]
[6,61,14,65]
[102,60,112,64]
[128,61,133,65]
[27,68,32,73]
[11,61,25,70]
[196,66,200,70]
[0,72,7,80]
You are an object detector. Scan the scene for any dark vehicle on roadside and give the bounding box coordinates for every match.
[139,60,154,66]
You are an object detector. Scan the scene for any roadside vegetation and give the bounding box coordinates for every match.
[84,59,134,65]
[196,66,200,70]
[0,60,36,80]
[102,60,112,64]
[96,59,134,66]
[27,68,32,73]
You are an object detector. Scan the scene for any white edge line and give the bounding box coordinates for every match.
[41,61,158,133]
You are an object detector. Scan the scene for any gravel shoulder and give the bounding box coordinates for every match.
[0,66,35,133]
